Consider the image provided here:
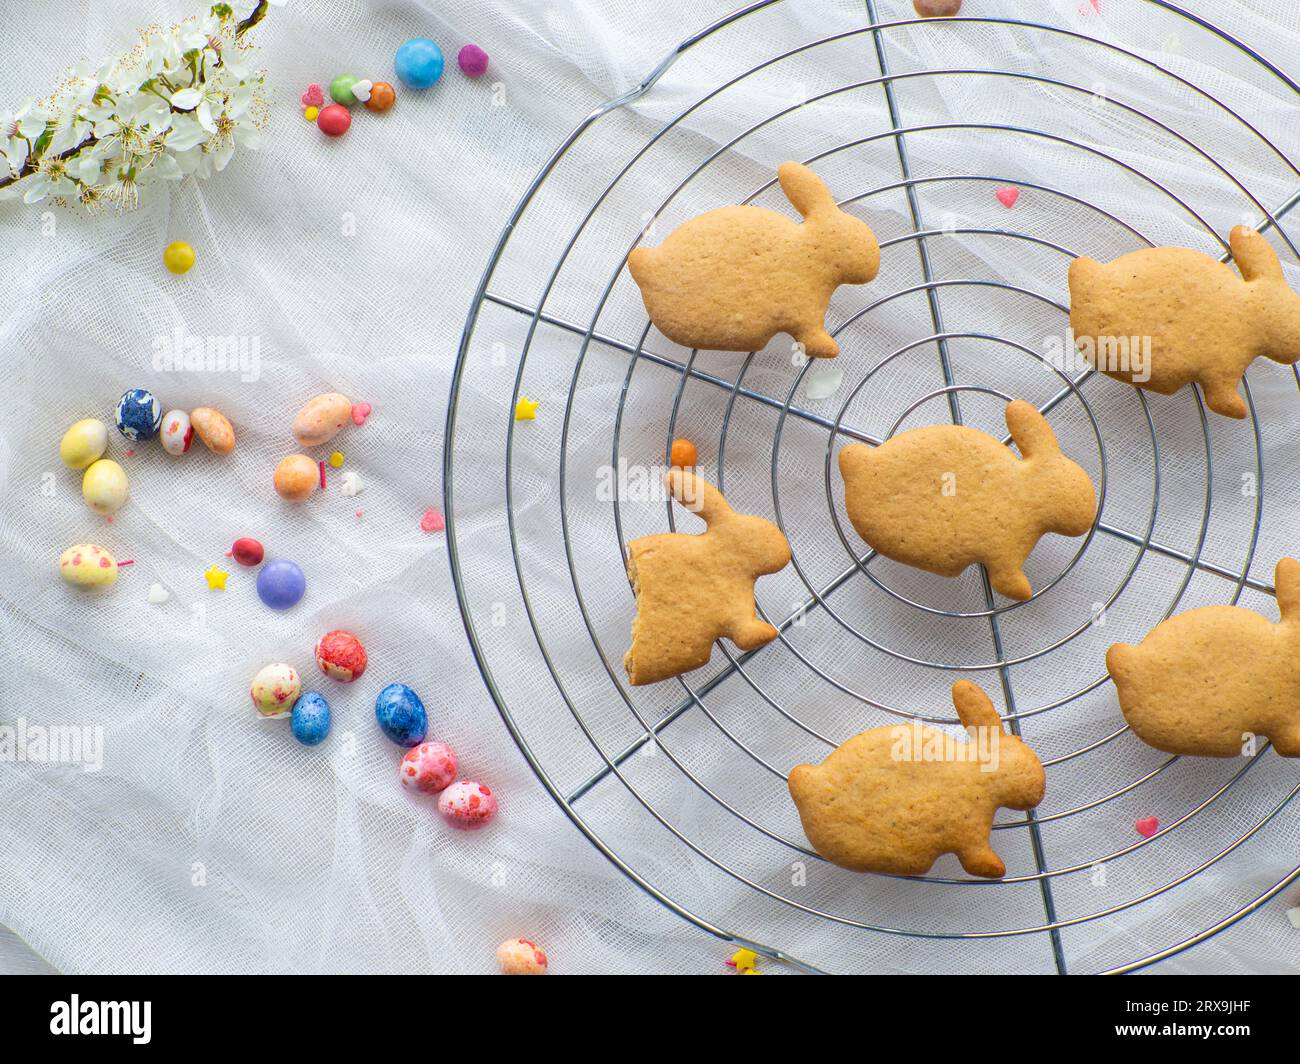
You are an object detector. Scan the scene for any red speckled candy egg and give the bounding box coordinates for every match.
[399,741,458,793]
[496,938,548,976]
[314,629,367,682]
[231,537,265,566]
[437,780,497,830]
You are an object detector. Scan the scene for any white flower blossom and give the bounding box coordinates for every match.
[0,4,271,212]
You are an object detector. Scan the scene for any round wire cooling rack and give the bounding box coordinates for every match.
[445,1,1300,974]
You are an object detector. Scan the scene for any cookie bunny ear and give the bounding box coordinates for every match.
[952,681,1005,734]
[1275,557,1300,623]
[665,470,732,525]
[1230,225,1285,284]
[1004,400,1060,461]
[778,162,836,219]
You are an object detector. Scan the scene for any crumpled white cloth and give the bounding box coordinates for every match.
[1,0,1298,975]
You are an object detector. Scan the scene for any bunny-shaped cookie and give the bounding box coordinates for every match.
[624,470,791,685]
[788,681,1046,878]
[1107,558,1300,758]
[1069,226,1300,418]
[838,400,1097,600]
[627,162,880,359]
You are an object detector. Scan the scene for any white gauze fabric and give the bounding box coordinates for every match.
[1,0,1298,974]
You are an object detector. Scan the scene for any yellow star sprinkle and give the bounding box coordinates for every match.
[741,968,763,975]
[728,948,759,973]
[205,566,229,590]
[329,451,344,468]
[304,106,319,121]
[514,396,539,421]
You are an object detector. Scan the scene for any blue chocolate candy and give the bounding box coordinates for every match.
[256,559,306,610]
[394,38,444,89]
[115,388,163,442]
[291,691,331,746]
[374,682,428,746]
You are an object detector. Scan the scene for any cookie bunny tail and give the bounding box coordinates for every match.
[1275,557,1300,623]
[952,681,1005,735]
[1004,400,1060,460]
[778,162,836,219]
[665,469,731,525]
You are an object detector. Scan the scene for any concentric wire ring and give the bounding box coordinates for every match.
[445,2,1300,973]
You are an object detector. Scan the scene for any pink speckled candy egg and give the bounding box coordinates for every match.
[437,780,497,830]
[314,629,367,682]
[496,938,548,976]
[250,662,301,718]
[399,741,458,793]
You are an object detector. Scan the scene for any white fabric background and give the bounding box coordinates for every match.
[1,0,1298,975]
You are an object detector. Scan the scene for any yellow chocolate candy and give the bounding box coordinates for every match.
[163,240,196,274]
[59,418,109,470]
[59,543,119,589]
[82,458,128,515]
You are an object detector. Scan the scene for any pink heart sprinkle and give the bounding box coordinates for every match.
[125,447,136,457]
[351,402,372,427]
[995,187,1020,208]
[1135,816,1158,838]
[420,508,444,533]
[355,509,364,518]
[300,83,324,107]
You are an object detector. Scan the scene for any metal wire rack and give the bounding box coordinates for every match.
[445,1,1300,973]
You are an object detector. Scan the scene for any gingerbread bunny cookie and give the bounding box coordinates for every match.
[627,162,880,359]
[789,681,1046,878]
[1107,558,1300,757]
[624,470,791,686]
[1069,226,1300,418]
[838,400,1096,600]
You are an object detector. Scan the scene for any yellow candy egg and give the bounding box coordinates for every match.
[82,458,129,515]
[59,418,109,470]
[250,663,301,718]
[163,240,196,275]
[59,543,119,589]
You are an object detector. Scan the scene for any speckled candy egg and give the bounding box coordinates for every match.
[292,392,352,447]
[250,663,301,718]
[159,410,194,455]
[496,938,548,976]
[59,418,109,469]
[82,458,129,514]
[399,741,457,793]
[374,682,428,746]
[291,691,331,745]
[115,388,163,442]
[190,407,236,454]
[437,780,497,830]
[315,629,367,682]
[59,543,118,589]
[274,454,318,502]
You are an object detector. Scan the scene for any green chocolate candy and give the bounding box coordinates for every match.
[330,74,358,106]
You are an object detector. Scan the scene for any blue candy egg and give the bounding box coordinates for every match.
[256,559,306,610]
[375,682,428,746]
[115,388,162,442]
[291,691,331,745]
[394,37,444,89]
